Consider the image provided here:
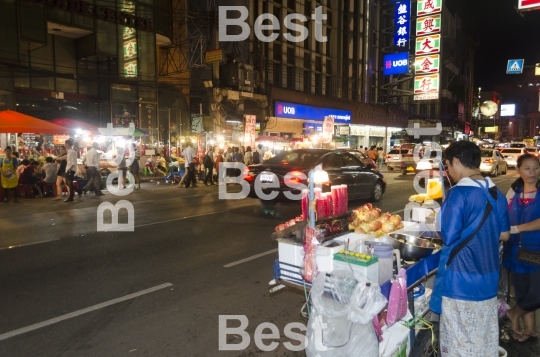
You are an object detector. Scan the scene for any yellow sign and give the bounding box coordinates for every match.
[205,49,223,63]
[485,126,498,133]
[536,63,540,76]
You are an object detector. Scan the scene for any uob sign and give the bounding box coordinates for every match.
[383,52,410,76]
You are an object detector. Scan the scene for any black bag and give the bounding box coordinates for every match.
[253,151,260,164]
[517,247,540,266]
[203,153,213,168]
[515,193,540,266]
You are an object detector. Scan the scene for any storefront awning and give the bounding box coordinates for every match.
[0,110,69,134]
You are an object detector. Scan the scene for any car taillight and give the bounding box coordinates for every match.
[483,159,493,163]
[386,155,391,159]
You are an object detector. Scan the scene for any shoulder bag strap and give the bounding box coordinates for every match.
[446,201,493,267]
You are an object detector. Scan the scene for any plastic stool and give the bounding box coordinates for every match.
[143,167,152,176]
[18,184,35,198]
[43,183,57,197]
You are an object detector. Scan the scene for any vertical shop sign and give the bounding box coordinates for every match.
[122,27,137,78]
[393,1,411,49]
[322,116,334,143]
[413,74,440,100]
[244,115,256,149]
[415,34,441,55]
[416,13,441,36]
[417,0,442,16]
[414,54,440,74]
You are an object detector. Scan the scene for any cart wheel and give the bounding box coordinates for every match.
[409,321,440,357]
[387,166,394,171]
[402,171,407,175]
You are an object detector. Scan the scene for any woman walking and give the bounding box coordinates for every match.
[0,146,19,202]
[503,153,540,342]
[54,145,68,200]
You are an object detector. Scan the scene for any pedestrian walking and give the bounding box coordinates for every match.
[54,146,68,200]
[182,143,197,188]
[430,141,510,357]
[64,139,81,202]
[130,143,141,190]
[377,147,385,169]
[82,142,104,196]
[203,146,215,185]
[244,146,253,166]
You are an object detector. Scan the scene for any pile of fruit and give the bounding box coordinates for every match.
[348,203,404,237]
[408,194,435,205]
[338,250,374,260]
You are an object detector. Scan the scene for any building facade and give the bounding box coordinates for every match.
[0,0,190,150]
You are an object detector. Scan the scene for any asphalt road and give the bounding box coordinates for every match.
[0,170,537,357]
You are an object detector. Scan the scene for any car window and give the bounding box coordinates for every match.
[526,148,536,153]
[343,153,364,168]
[388,149,409,155]
[265,151,323,166]
[510,143,526,148]
[501,149,523,154]
[322,153,346,169]
[481,150,493,158]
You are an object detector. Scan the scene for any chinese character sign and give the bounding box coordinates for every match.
[415,34,441,55]
[415,54,440,74]
[244,115,257,149]
[416,13,441,36]
[417,0,442,16]
[394,1,411,49]
[414,74,439,100]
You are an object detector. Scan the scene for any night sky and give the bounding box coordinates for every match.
[458,0,540,90]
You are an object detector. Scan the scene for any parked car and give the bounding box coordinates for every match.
[509,142,528,148]
[525,147,540,157]
[479,149,508,176]
[385,148,413,171]
[500,148,528,168]
[244,149,386,201]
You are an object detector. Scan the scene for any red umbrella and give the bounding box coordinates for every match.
[0,110,69,134]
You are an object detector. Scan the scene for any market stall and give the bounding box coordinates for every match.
[267,165,446,357]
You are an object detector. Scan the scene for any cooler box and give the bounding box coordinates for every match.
[333,252,378,283]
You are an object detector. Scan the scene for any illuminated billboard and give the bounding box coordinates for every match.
[518,0,540,10]
[500,104,516,116]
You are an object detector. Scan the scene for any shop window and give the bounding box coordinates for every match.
[78,81,98,95]
[138,30,156,80]
[315,73,322,95]
[14,70,30,88]
[304,70,311,92]
[0,1,19,62]
[31,35,54,71]
[325,76,332,96]
[47,8,71,25]
[56,78,77,93]
[18,1,46,44]
[111,83,137,101]
[273,63,282,86]
[96,20,117,57]
[315,56,322,72]
[54,36,76,74]
[32,76,55,90]
[73,13,94,30]
[274,43,282,62]
[287,66,295,89]
[287,47,295,65]
[304,53,310,70]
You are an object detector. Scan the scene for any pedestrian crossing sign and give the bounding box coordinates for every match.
[507,59,524,74]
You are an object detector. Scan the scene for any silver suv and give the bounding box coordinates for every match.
[385,148,412,171]
[500,148,527,168]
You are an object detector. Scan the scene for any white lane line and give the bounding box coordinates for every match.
[0,239,60,251]
[0,283,173,341]
[132,210,228,229]
[224,249,278,268]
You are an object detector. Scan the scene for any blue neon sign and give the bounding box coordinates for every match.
[393,1,411,49]
[383,52,410,76]
[275,101,351,123]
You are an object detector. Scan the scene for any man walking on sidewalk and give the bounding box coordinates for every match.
[182,143,197,188]
[82,142,104,196]
[64,139,81,202]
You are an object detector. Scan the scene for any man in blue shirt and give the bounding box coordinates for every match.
[431,141,510,357]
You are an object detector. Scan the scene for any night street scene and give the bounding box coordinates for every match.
[2,0,540,356]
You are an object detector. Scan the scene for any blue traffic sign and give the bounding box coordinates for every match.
[507,59,524,74]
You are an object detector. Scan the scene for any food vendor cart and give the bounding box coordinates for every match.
[267,165,446,357]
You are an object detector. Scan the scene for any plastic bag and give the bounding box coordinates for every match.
[348,281,388,325]
[386,268,408,326]
[305,309,379,357]
[303,226,321,282]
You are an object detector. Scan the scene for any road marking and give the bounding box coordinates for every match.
[0,239,60,251]
[0,283,173,341]
[224,249,278,268]
[133,210,228,229]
